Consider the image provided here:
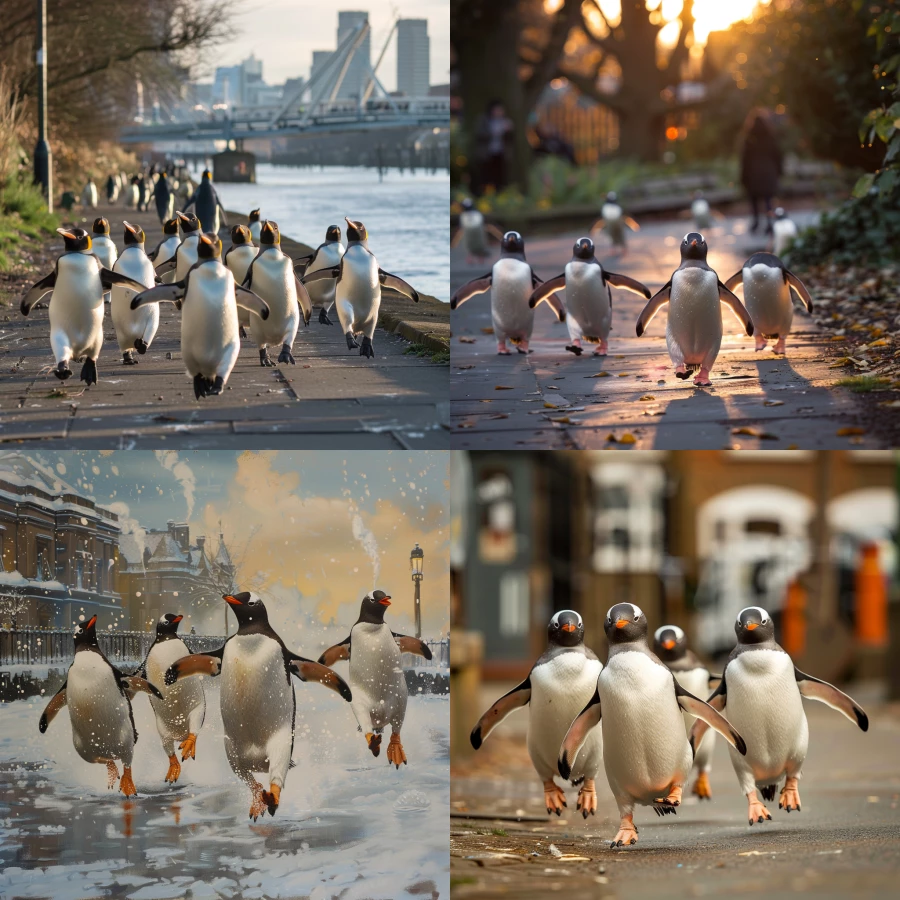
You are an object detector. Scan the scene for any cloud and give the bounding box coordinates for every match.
[154,451,196,519]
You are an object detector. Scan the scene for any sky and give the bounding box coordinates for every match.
[5,451,449,640]
[196,0,450,91]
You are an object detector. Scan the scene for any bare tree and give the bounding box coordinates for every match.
[0,592,31,630]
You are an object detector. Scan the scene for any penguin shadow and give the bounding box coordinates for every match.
[750,349,835,425]
[650,387,731,449]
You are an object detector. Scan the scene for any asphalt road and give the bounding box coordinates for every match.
[450,686,900,899]
[450,212,885,450]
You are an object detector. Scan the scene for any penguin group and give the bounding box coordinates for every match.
[40,588,432,820]
[471,604,868,849]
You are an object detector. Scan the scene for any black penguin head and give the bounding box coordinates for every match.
[573,237,594,260]
[202,169,212,181]
[156,613,183,637]
[197,232,222,259]
[260,220,280,245]
[248,208,261,224]
[606,191,618,203]
[604,603,647,645]
[461,198,474,211]
[92,217,110,236]
[176,211,201,233]
[325,225,341,243]
[163,217,180,236]
[653,624,687,662]
[345,217,367,243]
[230,224,252,246]
[680,232,708,261]
[123,221,145,245]
[500,231,524,255]
[359,589,392,623]
[57,227,91,252]
[73,615,99,649]
[548,609,584,648]
[224,591,268,629]
[735,606,775,644]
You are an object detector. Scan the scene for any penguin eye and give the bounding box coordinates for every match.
[248,599,258,606]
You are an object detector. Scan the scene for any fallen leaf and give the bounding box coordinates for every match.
[459,337,476,343]
[830,335,846,341]
[543,396,571,408]
[607,432,637,444]
[590,371,611,378]
[481,327,495,334]
[546,385,560,390]
[494,385,514,390]
[827,357,852,368]
[732,427,779,440]
[837,427,865,436]
[617,373,630,377]
[639,394,656,401]
[763,400,784,407]
[485,414,509,420]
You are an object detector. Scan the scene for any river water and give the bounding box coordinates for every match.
[211,164,449,302]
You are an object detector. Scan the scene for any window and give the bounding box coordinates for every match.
[498,571,529,636]
[36,538,53,582]
[477,470,517,564]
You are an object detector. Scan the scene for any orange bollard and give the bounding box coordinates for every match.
[782,579,806,658]
[855,542,889,648]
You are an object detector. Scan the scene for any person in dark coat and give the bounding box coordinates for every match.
[152,171,173,224]
[185,169,228,234]
[740,109,783,233]
[473,99,514,195]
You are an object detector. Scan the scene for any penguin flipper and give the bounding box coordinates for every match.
[557,685,601,780]
[38,680,67,733]
[794,667,868,731]
[470,676,532,750]
[450,227,464,249]
[301,266,340,286]
[288,655,352,702]
[235,286,270,321]
[604,271,652,299]
[318,637,351,666]
[723,269,743,292]
[131,282,185,310]
[674,679,746,755]
[121,675,164,700]
[164,650,223,685]
[485,223,506,242]
[379,270,419,303]
[294,275,313,325]
[155,255,178,275]
[292,254,314,278]
[393,633,433,659]
[689,673,727,751]
[450,274,492,310]
[100,268,149,293]
[785,271,814,313]
[635,283,671,337]
[623,216,641,232]
[717,281,754,336]
[20,269,57,316]
[528,275,565,310]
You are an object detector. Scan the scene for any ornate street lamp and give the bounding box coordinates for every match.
[410,543,424,639]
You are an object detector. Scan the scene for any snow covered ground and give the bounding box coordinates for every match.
[0,680,449,899]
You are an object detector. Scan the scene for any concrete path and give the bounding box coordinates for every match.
[450,213,885,449]
[0,203,448,448]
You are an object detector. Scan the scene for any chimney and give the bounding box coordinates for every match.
[197,535,206,552]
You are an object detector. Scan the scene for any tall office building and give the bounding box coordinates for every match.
[336,11,370,101]
[397,19,430,98]
[311,50,335,96]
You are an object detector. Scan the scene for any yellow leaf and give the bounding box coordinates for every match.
[830,335,846,341]
[828,357,852,368]
[481,327,494,335]
[494,385,514,390]
[836,427,865,436]
[868,339,889,347]
[617,373,630,377]
[619,433,637,444]
[639,394,656,401]
[591,371,611,377]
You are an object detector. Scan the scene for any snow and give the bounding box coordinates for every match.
[0,571,67,592]
[0,678,449,899]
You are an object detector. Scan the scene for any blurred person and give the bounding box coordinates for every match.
[474,99,513,194]
[534,123,576,165]
[740,109,783,234]
[153,171,174,225]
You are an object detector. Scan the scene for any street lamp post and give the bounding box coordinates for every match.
[411,543,424,640]
[34,0,52,211]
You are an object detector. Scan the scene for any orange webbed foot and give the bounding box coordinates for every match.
[164,754,181,784]
[106,760,119,790]
[653,784,682,816]
[543,780,567,817]
[179,733,197,761]
[577,778,597,818]
[779,776,801,813]
[261,783,281,817]
[366,732,382,758]
[747,791,772,825]
[387,733,407,769]
[692,771,712,800]
[120,766,137,797]
[610,815,638,848]
[249,780,267,821]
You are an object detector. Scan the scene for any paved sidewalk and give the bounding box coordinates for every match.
[450,213,885,449]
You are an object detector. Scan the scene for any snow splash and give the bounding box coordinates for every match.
[351,513,380,588]
[153,451,196,520]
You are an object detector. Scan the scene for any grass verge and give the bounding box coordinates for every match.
[836,375,892,393]
[404,343,450,364]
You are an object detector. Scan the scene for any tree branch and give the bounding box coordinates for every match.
[524,0,583,110]
[557,65,631,116]
[665,0,695,81]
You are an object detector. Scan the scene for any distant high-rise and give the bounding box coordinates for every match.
[336,11,370,101]
[397,19,430,98]
[311,50,334,96]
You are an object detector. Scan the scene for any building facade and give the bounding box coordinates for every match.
[397,19,430,97]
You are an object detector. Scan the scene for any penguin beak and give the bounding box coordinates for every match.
[199,234,213,246]
[172,615,184,624]
[745,622,759,630]
[378,596,392,606]
[561,622,576,633]
[663,639,676,649]
[56,228,77,240]
[176,211,190,223]
[691,239,698,247]
[224,595,243,607]
[86,615,97,629]
[124,221,137,235]
[615,618,629,629]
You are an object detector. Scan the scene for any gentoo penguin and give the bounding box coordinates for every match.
[559,603,747,848]
[471,610,604,818]
[292,225,345,325]
[591,192,640,252]
[301,217,420,359]
[111,222,159,365]
[451,198,504,265]
[723,253,814,354]
[224,224,257,338]
[81,179,98,209]
[153,171,175,225]
[147,217,181,285]
[319,590,431,767]
[690,606,868,826]
[636,232,754,386]
[248,208,262,243]
[90,217,118,271]
[164,592,352,820]
[137,613,206,784]
[450,231,563,355]
[242,220,311,365]
[155,211,202,282]
[528,237,650,357]
[38,615,162,796]
[20,227,146,385]
[653,625,719,800]
[131,232,269,398]
[771,208,799,256]
[691,192,712,230]
[185,169,228,234]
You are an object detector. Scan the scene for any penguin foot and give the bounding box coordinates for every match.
[609,815,639,848]
[496,342,511,355]
[120,766,137,797]
[249,780,267,821]
[193,373,208,400]
[543,779,567,817]
[746,790,773,825]
[754,335,768,351]
[346,331,360,350]
[106,760,119,789]
[772,337,787,354]
[134,338,148,355]
[359,336,375,359]
[319,307,333,325]
[179,733,197,761]
[277,344,295,365]
[653,784,682,814]
[692,771,712,800]
[594,341,609,356]
[693,368,712,386]
[779,776,801,813]
[54,361,72,381]
[577,778,597,818]
[206,376,224,396]
[387,733,407,769]
[165,754,181,784]
[366,732,382,757]
[565,344,583,356]
[80,357,98,386]
[261,783,281,817]
[239,325,247,339]
[259,348,275,367]
[516,340,530,354]
[123,351,138,366]
[674,366,690,379]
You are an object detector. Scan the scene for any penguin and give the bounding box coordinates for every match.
[591,191,639,252]
[224,224,257,338]
[111,222,159,365]
[136,613,206,784]
[80,179,98,209]
[155,211,202,282]
[635,233,754,386]
[292,225,345,325]
[451,199,504,265]
[691,192,714,230]
[20,227,147,385]
[146,217,181,285]
[241,220,311,365]
[653,625,719,800]
[124,176,139,209]
[163,592,352,820]
[558,602,747,848]
[105,174,118,204]
[318,590,432,768]
[185,169,228,234]
[131,232,270,398]
[90,217,118,271]
[689,606,868,827]
[248,208,262,243]
[153,171,175,225]
[301,217,420,359]
[38,615,162,796]
[771,208,799,257]
[450,231,563,356]
[470,610,604,818]
[528,237,650,357]
[723,252,814,354]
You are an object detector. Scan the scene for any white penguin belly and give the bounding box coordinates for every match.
[111,248,158,351]
[336,247,381,335]
[49,255,105,360]
[491,258,534,342]
[564,262,611,342]
[146,639,205,744]
[723,650,808,785]
[305,244,344,307]
[461,211,488,255]
[181,264,240,379]
[176,236,200,281]
[673,667,716,770]
[742,264,793,337]
[666,267,722,364]
[225,245,256,287]
[348,623,407,732]
[527,653,603,782]
[247,253,300,346]
[67,652,133,763]
[156,237,181,284]
[600,652,692,804]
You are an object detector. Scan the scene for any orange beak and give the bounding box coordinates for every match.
[172,615,184,624]
[56,228,77,240]
[615,618,629,629]
[86,615,97,629]
[561,622,576,633]
[663,639,676,649]
[224,595,243,607]
[745,622,758,630]
[379,596,392,606]
[691,239,698,246]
